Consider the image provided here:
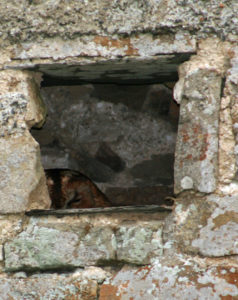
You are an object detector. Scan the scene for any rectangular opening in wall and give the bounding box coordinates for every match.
[31,81,179,210]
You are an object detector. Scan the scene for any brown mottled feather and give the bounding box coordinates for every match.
[45,169,112,209]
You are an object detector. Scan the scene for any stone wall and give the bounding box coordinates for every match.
[0,0,237,299]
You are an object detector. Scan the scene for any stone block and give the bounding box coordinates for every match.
[0,132,50,212]
[174,194,238,257]
[52,93,176,169]
[0,216,23,272]
[0,0,237,50]
[4,212,166,272]
[0,215,23,245]
[218,94,236,184]
[0,70,46,134]
[191,195,238,256]
[0,70,50,212]
[4,221,116,272]
[219,45,238,186]
[174,69,221,193]
[0,267,108,300]
[116,225,163,264]
[173,40,229,194]
[13,33,196,61]
[99,255,238,300]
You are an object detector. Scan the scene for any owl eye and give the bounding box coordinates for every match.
[66,192,81,208]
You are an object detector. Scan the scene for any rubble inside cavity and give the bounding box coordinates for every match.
[31,83,177,206]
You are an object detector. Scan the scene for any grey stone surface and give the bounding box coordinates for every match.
[0,70,50,212]
[13,34,195,60]
[4,226,79,271]
[116,224,163,264]
[0,267,108,300]
[191,195,238,256]
[0,93,28,137]
[10,55,192,85]
[174,69,221,193]
[4,221,116,272]
[0,1,237,47]
[173,39,230,194]
[31,84,177,205]
[0,215,23,270]
[173,193,238,257]
[58,95,175,169]
[222,45,238,184]
[100,254,238,300]
[4,212,166,272]
[0,70,46,136]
